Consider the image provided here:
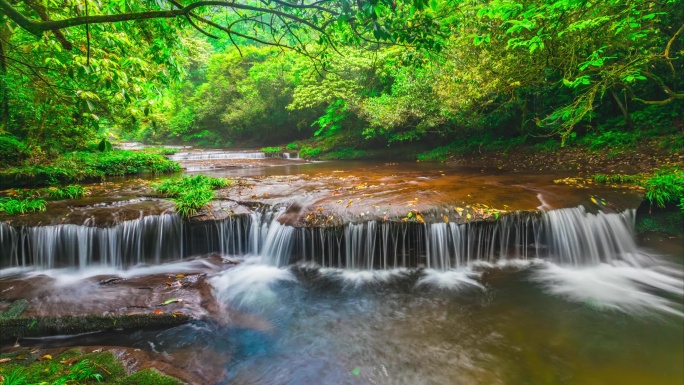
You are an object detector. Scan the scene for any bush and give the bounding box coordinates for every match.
[0,150,181,187]
[581,130,640,151]
[154,175,232,218]
[260,146,282,154]
[0,135,26,166]
[320,148,366,160]
[299,145,321,159]
[642,168,684,210]
[286,142,299,150]
[0,198,47,215]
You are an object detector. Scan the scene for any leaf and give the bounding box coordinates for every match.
[161,298,183,305]
[0,358,10,363]
[590,196,597,204]
[154,309,163,315]
[416,213,425,223]
[407,211,413,218]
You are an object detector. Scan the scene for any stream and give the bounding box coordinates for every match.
[1,150,682,384]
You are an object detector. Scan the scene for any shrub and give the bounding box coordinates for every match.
[0,135,26,166]
[582,130,640,151]
[642,168,684,210]
[0,150,181,187]
[320,148,366,160]
[260,146,282,154]
[286,142,299,150]
[299,145,321,159]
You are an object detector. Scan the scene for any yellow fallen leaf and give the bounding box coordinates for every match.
[444,216,449,224]
[590,197,597,204]
[416,214,425,223]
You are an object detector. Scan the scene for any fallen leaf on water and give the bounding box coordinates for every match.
[416,214,425,223]
[444,216,449,224]
[175,274,184,278]
[590,196,597,204]
[165,282,172,286]
[466,213,472,220]
[173,311,185,316]
[154,309,163,315]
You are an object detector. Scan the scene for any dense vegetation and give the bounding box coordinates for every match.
[1,0,683,206]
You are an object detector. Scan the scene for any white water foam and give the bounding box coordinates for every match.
[209,260,296,308]
[318,267,410,287]
[417,269,485,291]
[20,259,220,286]
[532,260,684,316]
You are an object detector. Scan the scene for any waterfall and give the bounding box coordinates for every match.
[0,206,643,271]
[169,151,266,161]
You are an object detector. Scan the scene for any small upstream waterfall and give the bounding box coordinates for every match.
[169,151,266,161]
[0,206,641,270]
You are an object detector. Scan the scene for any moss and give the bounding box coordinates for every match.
[0,299,29,319]
[0,349,125,384]
[117,368,183,385]
[0,313,191,341]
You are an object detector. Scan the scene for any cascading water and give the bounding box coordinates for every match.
[0,206,645,271]
[169,151,266,161]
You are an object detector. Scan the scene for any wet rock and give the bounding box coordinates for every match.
[0,313,191,341]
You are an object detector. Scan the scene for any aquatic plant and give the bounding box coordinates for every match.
[44,184,87,200]
[154,175,232,218]
[260,146,282,154]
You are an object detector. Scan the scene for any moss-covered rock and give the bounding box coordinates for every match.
[0,349,184,384]
[0,313,191,341]
[0,299,29,319]
[0,349,125,384]
[117,368,184,385]
[636,211,684,236]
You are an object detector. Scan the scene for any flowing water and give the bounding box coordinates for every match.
[1,155,682,384]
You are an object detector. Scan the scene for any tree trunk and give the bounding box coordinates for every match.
[611,89,633,129]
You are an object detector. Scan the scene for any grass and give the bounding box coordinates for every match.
[142,147,179,156]
[0,348,182,384]
[43,184,87,200]
[0,150,181,187]
[260,146,282,154]
[0,198,46,215]
[154,175,232,218]
[286,142,299,150]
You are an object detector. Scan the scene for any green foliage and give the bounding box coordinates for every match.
[636,211,684,235]
[533,139,561,154]
[286,142,299,150]
[642,168,684,210]
[0,198,47,215]
[43,184,87,200]
[260,146,282,154]
[581,130,641,151]
[299,146,322,159]
[0,135,27,166]
[320,148,366,160]
[98,138,113,152]
[417,144,455,161]
[154,175,232,218]
[593,174,641,184]
[0,151,180,187]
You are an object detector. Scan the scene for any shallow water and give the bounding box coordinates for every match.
[2,154,682,384]
[13,253,683,385]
